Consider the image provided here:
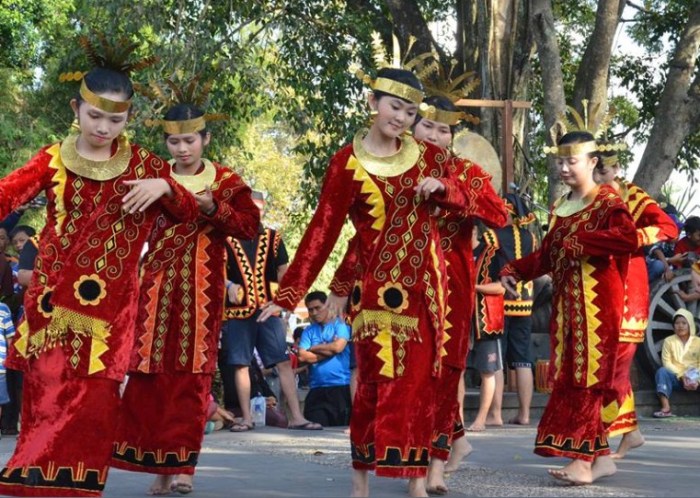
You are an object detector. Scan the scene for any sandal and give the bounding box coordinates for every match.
[652,410,674,418]
[170,481,193,495]
[230,421,255,432]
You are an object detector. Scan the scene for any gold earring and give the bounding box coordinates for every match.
[70,117,81,133]
[367,109,378,126]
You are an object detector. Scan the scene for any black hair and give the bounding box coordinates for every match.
[163,103,208,138]
[10,225,36,238]
[683,216,700,235]
[372,67,423,103]
[414,95,460,135]
[76,67,134,106]
[304,290,328,305]
[293,326,305,341]
[595,141,620,171]
[557,131,602,164]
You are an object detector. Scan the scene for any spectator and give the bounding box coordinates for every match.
[0,302,15,433]
[9,226,35,255]
[291,326,309,389]
[654,308,700,417]
[219,192,321,432]
[297,291,352,427]
[669,216,700,268]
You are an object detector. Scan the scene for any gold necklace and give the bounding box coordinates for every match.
[60,134,132,181]
[169,158,217,194]
[352,129,420,177]
[553,186,599,217]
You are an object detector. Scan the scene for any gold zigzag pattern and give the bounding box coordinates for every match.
[47,143,67,236]
[193,234,211,372]
[581,260,602,387]
[345,156,385,231]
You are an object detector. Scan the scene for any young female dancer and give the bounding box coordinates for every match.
[500,131,638,485]
[0,43,199,496]
[259,67,484,496]
[593,152,678,458]
[111,101,259,495]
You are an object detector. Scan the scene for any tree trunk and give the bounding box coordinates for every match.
[571,0,625,125]
[530,0,567,204]
[633,4,700,197]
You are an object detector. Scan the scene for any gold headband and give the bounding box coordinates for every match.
[372,77,423,104]
[543,140,599,157]
[160,117,207,135]
[601,154,619,168]
[418,103,466,125]
[80,79,131,113]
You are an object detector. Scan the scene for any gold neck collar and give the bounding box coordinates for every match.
[553,186,600,217]
[169,158,216,193]
[352,129,420,177]
[60,134,132,181]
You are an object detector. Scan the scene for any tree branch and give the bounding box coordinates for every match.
[383,0,449,63]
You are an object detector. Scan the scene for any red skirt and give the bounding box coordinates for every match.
[429,365,463,461]
[602,342,638,437]
[0,347,120,496]
[350,307,439,478]
[111,372,212,475]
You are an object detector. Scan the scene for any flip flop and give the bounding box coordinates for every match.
[230,421,255,432]
[652,410,674,418]
[288,421,323,430]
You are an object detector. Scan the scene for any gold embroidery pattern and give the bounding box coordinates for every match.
[152,266,176,366]
[178,245,195,367]
[345,156,386,231]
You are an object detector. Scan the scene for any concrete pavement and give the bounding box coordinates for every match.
[0,416,698,497]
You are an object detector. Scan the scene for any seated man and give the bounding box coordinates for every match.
[654,308,700,417]
[298,291,352,427]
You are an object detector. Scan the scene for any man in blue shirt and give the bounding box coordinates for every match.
[298,291,352,426]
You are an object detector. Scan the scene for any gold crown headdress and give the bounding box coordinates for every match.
[349,32,427,104]
[416,57,480,126]
[59,34,157,114]
[138,74,228,135]
[543,99,627,157]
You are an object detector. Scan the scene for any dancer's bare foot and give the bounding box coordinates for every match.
[350,469,369,497]
[444,438,472,473]
[611,429,645,460]
[507,416,530,425]
[408,476,428,497]
[170,473,194,494]
[591,455,617,482]
[484,415,503,426]
[548,459,593,485]
[466,422,485,432]
[147,475,174,495]
[427,459,448,496]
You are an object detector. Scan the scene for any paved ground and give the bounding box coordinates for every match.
[0,416,698,497]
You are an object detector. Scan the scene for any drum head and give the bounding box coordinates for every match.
[452,129,503,192]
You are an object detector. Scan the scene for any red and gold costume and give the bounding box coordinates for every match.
[501,185,637,462]
[0,136,198,496]
[602,179,678,437]
[428,160,507,461]
[112,160,258,475]
[276,133,476,478]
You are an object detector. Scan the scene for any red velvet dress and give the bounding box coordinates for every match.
[0,137,198,496]
[501,185,637,462]
[112,160,259,475]
[603,180,678,437]
[274,135,475,478]
[428,160,507,461]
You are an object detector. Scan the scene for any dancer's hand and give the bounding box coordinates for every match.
[500,275,520,299]
[258,301,284,322]
[196,186,216,215]
[122,179,172,214]
[415,178,445,201]
[327,292,349,320]
[227,282,243,304]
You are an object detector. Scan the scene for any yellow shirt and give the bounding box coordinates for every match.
[661,334,700,378]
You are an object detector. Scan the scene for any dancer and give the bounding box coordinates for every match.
[111,83,260,495]
[593,149,678,458]
[0,36,199,496]
[411,95,507,494]
[259,62,481,495]
[500,129,637,485]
